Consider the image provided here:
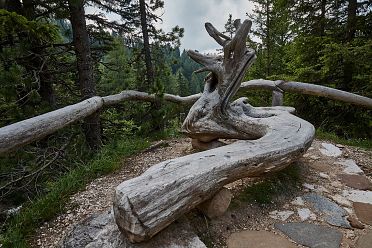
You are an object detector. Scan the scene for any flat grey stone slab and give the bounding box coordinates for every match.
[343,190,372,204]
[336,159,363,175]
[303,193,351,228]
[275,223,342,248]
[320,143,342,157]
[227,230,297,248]
[60,208,206,248]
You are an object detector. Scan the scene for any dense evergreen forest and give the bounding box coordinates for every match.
[0,0,370,246]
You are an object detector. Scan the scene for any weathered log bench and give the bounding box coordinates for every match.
[114,106,314,242]
[113,19,315,242]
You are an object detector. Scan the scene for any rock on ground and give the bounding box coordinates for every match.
[227,230,297,248]
[197,187,232,218]
[353,202,372,225]
[346,216,364,229]
[337,159,364,175]
[297,208,316,221]
[291,197,304,206]
[303,193,350,228]
[60,209,206,248]
[319,143,342,157]
[338,174,372,190]
[275,223,342,248]
[343,190,372,204]
[269,210,294,221]
[329,194,352,208]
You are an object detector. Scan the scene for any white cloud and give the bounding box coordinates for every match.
[158,0,254,51]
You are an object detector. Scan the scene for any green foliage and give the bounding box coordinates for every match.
[0,10,60,126]
[1,1,371,246]
[245,0,372,139]
[177,71,190,96]
[224,14,236,38]
[0,10,59,44]
[98,40,204,135]
[0,137,150,248]
[98,39,136,93]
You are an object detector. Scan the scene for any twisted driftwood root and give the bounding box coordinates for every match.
[113,19,315,242]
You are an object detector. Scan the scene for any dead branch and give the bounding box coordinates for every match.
[0,138,71,199]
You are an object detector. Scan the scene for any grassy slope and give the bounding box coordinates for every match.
[0,137,150,248]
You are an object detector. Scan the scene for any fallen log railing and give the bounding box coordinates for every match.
[0,81,371,154]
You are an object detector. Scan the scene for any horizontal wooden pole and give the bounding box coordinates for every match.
[0,80,371,154]
[241,79,372,109]
[0,97,103,154]
[102,90,201,106]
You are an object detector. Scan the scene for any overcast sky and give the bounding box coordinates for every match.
[88,0,254,52]
[158,0,254,52]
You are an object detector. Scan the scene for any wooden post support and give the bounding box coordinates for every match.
[197,187,232,218]
[272,90,284,106]
[192,139,231,218]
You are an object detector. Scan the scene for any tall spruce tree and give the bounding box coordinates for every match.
[247,0,294,78]
[68,0,101,149]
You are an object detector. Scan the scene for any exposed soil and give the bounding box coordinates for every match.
[31,138,372,247]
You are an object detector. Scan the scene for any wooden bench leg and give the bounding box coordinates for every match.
[197,187,232,218]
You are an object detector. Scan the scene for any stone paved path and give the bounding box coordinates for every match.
[225,141,372,248]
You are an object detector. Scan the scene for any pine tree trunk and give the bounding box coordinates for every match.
[68,0,101,149]
[38,75,56,107]
[139,0,154,89]
[265,0,271,77]
[319,0,326,36]
[340,0,357,91]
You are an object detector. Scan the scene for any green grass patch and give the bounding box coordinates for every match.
[316,129,372,150]
[0,137,149,248]
[233,164,302,205]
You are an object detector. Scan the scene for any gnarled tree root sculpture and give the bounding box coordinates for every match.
[113,19,315,242]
